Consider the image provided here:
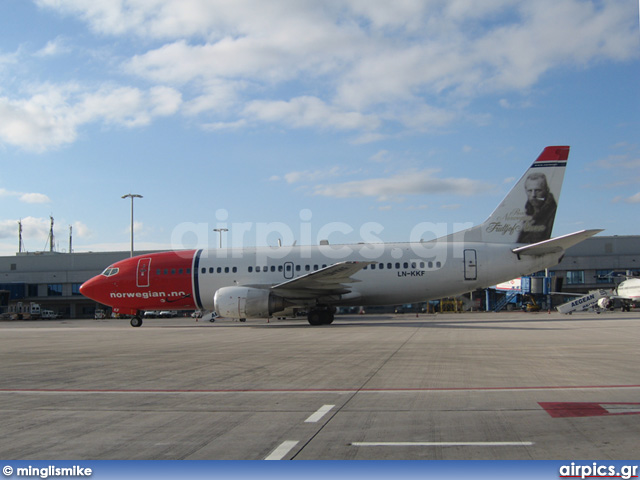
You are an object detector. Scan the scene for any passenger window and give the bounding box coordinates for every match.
[420,262,425,269]
[224,267,229,273]
[248,267,253,273]
[217,267,222,273]
[278,265,283,272]
[403,262,408,269]
[436,261,441,268]
[156,269,161,275]
[178,269,183,275]
[201,268,206,274]
[209,267,214,274]
[232,267,237,273]
[428,261,433,268]
[271,266,276,272]
[305,265,310,271]
[395,263,400,269]
[387,263,392,269]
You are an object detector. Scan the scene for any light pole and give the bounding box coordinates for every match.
[122,193,143,257]
[213,228,228,248]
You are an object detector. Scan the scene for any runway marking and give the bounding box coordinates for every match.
[305,404,335,423]
[265,440,299,460]
[351,441,534,447]
[1,385,638,394]
[540,402,640,418]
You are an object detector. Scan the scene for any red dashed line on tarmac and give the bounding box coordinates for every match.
[0,384,639,394]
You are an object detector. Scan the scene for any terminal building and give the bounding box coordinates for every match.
[1,236,638,318]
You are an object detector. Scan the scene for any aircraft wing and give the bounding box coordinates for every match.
[512,229,603,257]
[270,261,374,298]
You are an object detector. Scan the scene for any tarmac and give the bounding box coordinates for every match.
[0,311,638,460]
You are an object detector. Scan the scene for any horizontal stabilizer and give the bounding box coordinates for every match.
[512,229,603,256]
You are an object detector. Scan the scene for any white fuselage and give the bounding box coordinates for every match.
[617,278,640,301]
[192,241,561,311]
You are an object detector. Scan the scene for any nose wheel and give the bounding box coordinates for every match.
[130,316,143,327]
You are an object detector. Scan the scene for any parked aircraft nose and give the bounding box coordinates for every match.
[79,275,107,303]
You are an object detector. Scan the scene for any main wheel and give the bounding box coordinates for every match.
[321,311,335,325]
[130,316,143,327]
[307,310,323,326]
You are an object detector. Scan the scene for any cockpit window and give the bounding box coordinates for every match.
[101,267,120,277]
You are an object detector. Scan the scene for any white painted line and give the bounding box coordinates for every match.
[265,440,299,460]
[305,404,335,423]
[602,404,640,414]
[351,441,534,447]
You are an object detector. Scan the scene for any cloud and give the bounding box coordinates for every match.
[0,84,182,151]
[280,166,345,185]
[594,154,640,170]
[0,217,50,241]
[0,188,51,204]
[244,97,380,131]
[35,37,70,57]
[28,0,640,144]
[312,170,494,201]
[19,193,51,204]
[72,221,92,238]
[624,192,640,204]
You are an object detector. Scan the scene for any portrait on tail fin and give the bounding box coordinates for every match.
[517,172,557,243]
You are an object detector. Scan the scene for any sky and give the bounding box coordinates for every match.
[0,0,638,256]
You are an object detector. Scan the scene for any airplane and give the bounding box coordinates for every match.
[80,146,603,327]
[557,275,640,314]
[613,277,640,310]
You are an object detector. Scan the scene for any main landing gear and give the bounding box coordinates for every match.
[130,315,143,327]
[307,307,335,326]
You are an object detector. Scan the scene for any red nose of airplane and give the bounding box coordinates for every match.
[79,275,106,304]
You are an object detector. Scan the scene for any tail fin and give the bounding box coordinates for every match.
[469,146,569,244]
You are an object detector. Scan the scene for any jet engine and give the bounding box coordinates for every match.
[213,286,287,318]
[597,297,612,310]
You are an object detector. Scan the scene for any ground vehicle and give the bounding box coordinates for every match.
[9,302,41,319]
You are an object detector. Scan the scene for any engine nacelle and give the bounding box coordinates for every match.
[213,286,287,318]
[597,297,612,309]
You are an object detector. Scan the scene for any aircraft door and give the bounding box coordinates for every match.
[464,249,477,281]
[136,257,152,287]
[284,262,295,280]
